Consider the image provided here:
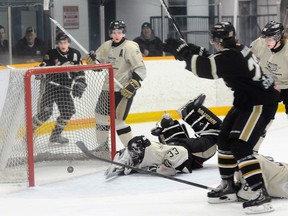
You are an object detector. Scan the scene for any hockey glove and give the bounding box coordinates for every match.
[188,43,208,57]
[35,74,46,80]
[72,81,87,98]
[121,79,141,99]
[147,164,160,172]
[162,38,192,61]
[85,50,97,64]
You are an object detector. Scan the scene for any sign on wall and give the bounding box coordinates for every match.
[63,6,79,29]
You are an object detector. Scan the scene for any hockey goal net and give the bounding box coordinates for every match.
[0,64,116,187]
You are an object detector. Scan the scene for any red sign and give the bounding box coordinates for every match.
[63,6,79,29]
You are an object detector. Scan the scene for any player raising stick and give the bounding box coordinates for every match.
[162,21,280,214]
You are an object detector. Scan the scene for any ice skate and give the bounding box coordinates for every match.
[208,179,238,203]
[243,186,274,214]
[237,178,254,201]
[92,141,110,152]
[49,134,69,144]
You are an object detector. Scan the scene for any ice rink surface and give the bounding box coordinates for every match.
[0,113,288,216]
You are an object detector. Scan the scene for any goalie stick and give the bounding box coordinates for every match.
[76,141,214,190]
[48,16,123,89]
[160,0,186,41]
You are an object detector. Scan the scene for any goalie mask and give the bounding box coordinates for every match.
[127,135,151,164]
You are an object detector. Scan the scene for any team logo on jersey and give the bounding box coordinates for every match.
[73,53,77,61]
[54,59,61,66]
[266,61,280,75]
[43,54,50,60]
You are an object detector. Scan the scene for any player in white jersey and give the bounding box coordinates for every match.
[250,21,288,115]
[237,154,288,200]
[86,20,146,149]
[105,94,222,177]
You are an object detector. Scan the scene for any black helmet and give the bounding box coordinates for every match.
[210,21,236,47]
[109,20,126,34]
[127,135,151,164]
[56,32,70,43]
[261,21,284,41]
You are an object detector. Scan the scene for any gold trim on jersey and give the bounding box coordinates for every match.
[239,105,262,142]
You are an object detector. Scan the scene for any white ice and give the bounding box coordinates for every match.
[0,113,288,216]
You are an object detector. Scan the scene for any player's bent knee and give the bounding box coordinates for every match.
[230,139,254,160]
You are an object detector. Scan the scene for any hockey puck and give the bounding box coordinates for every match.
[67,166,74,173]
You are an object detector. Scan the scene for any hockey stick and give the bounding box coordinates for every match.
[48,16,123,88]
[48,81,72,91]
[160,0,185,40]
[76,141,214,190]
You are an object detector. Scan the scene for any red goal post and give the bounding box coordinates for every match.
[0,64,116,187]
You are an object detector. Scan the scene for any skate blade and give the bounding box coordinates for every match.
[208,193,238,204]
[244,203,274,215]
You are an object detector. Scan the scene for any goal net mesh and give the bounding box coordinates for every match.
[0,65,115,184]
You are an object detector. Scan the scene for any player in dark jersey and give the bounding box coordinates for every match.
[32,32,87,144]
[162,21,280,214]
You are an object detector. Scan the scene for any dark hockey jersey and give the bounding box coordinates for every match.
[189,44,280,109]
[40,47,85,87]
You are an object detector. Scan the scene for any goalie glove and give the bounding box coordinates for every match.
[121,79,141,99]
[85,50,97,64]
[72,81,87,98]
[147,164,160,172]
[162,38,192,61]
[105,149,135,179]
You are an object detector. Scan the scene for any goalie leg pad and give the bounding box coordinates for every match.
[158,120,189,144]
[178,93,206,119]
[184,105,222,136]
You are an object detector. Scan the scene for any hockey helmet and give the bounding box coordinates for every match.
[261,21,284,41]
[109,20,126,34]
[210,21,236,47]
[127,135,151,164]
[56,32,70,43]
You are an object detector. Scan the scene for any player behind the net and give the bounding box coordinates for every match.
[162,21,280,214]
[32,32,87,144]
[105,94,221,178]
[85,20,147,150]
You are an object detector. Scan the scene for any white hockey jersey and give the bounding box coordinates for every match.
[250,37,288,89]
[139,141,189,173]
[95,39,147,91]
[257,155,288,198]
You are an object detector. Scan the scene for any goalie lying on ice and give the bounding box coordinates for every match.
[105,94,222,177]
